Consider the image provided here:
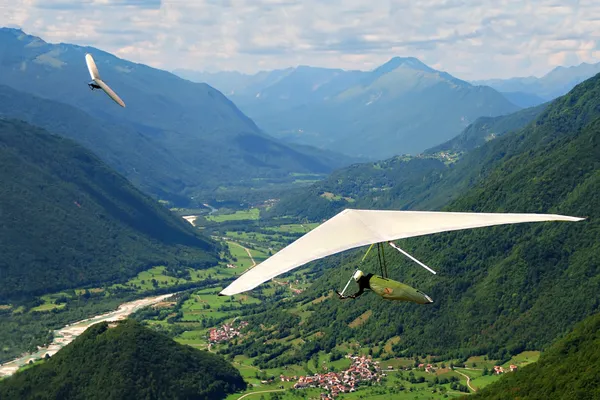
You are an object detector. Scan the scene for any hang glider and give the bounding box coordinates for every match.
[219,209,584,296]
[85,53,126,108]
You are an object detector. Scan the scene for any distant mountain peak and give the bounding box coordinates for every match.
[0,26,45,45]
[0,27,24,34]
[373,56,435,75]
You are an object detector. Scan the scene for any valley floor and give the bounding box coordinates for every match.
[1,206,542,399]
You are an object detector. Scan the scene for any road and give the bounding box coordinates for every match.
[237,389,285,399]
[454,369,477,392]
[224,238,257,270]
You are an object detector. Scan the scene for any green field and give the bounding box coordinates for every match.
[503,350,540,367]
[265,223,319,234]
[226,242,260,270]
[179,288,260,322]
[207,208,260,222]
[469,374,502,390]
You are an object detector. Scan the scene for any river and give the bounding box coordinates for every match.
[0,293,175,378]
[182,203,217,226]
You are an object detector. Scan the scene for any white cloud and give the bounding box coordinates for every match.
[2,0,600,79]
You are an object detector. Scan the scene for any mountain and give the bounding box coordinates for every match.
[0,28,354,203]
[173,68,292,97]
[0,319,246,399]
[473,61,600,102]
[173,69,264,96]
[246,71,600,364]
[0,118,218,301]
[262,154,448,221]
[500,91,548,108]
[468,312,600,400]
[176,57,521,159]
[426,102,548,154]
[265,102,548,221]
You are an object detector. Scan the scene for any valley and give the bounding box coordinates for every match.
[0,206,539,398]
[0,14,599,399]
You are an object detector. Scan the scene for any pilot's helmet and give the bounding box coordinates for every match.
[353,270,364,282]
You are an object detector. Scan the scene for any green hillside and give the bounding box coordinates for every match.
[265,103,547,221]
[467,312,600,400]
[0,28,354,202]
[263,155,447,220]
[0,84,193,203]
[229,71,600,365]
[0,319,246,400]
[0,118,217,301]
[426,102,548,154]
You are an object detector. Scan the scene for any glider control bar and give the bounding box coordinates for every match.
[340,244,375,296]
[340,269,358,296]
[387,241,437,275]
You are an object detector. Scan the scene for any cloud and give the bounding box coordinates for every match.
[2,0,600,79]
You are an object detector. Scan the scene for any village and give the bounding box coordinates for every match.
[207,320,248,343]
[279,354,383,398]
[493,364,518,374]
[206,318,521,399]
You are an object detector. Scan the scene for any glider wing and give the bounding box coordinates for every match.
[85,53,126,108]
[95,79,126,108]
[219,209,584,296]
[85,53,101,81]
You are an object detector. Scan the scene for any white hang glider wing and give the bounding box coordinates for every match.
[219,209,584,296]
[85,53,126,108]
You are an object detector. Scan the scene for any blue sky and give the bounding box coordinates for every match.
[2,0,600,79]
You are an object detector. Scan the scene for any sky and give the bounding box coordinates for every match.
[2,0,600,80]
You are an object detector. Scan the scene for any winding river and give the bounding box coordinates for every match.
[0,293,175,377]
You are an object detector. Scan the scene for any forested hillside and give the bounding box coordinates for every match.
[425,103,548,154]
[467,312,600,400]
[0,118,217,300]
[230,71,600,365]
[263,155,447,220]
[0,320,246,400]
[265,102,548,221]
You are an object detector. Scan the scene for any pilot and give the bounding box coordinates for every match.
[336,270,433,304]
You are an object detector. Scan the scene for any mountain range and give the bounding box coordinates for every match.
[250,69,600,363]
[473,61,600,104]
[175,57,521,159]
[0,27,355,205]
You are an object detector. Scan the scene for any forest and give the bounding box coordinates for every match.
[467,312,600,400]
[0,118,218,301]
[0,320,246,400]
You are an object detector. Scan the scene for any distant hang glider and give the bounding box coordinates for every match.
[219,209,584,296]
[85,53,126,108]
